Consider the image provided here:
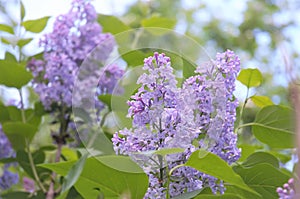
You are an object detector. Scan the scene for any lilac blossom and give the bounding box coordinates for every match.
[277,178,295,199]
[0,125,19,191]
[27,0,115,110]
[112,51,241,198]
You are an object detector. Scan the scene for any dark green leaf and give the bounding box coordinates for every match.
[242,152,279,168]
[237,68,262,88]
[234,163,290,199]
[39,156,148,199]
[16,150,50,180]
[0,104,10,122]
[185,150,259,196]
[97,14,129,34]
[22,16,50,33]
[0,60,32,89]
[237,144,263,162]
[0,24,14,34]
[98,94,112,110]
[250,95,274,107]
[61,153,88,193]
[252,105,294,148]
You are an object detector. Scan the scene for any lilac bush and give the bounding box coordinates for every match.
[112,51,241,198]
[27,0,115,111]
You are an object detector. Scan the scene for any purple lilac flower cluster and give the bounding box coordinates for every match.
[27,0,115,110]
[112,50,241,198]
[0,125,19,191]
[277,178,295,199]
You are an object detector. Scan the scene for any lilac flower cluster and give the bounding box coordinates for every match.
[0,125,19,191]
[277,178,295,199]
[112,50,241,198]
[27,0,115,110]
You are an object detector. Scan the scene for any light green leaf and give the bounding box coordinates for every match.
[185,150,259,196]
[97,14,129,34]
[0,24,14,34]
[39,156,148,199]
[242,152,279,168]
[234,163,290,199]
[142,16,176,29]
[21,1,26,20]
[153,148,185,156]
[252,105,294,148]
[61,153,88,193]
[0,60,32,88]
[22,16,50,33]
[237,144,263,162]
[17,38,33,48]
[250,95,274,107]
[237,68,262,88]
[2,122,38,150]
[5,52,17,62]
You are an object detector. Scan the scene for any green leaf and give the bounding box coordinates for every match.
[21,1,26,20]
[17,38,33,48]
[5,52,17,62]
[237,68,262,88]
[22,16,50,33]
[225,185,263,199]
[185,150,259,196]
[142,16,176,29]
[251,105,294,148]
[0,104,10,122]
[16,150,50,180]
[0,24,14,34]
[61,153,88,193]
[182,58,197,79]
[0,60,32,88]
[2,122,38,150]
[1,191,44,199]
[250,95,274,107]
[39,156,148,199]
[153,148,185,156]
[97,14,129,34]
[234,163,290,199]
[98,94,112,110]
[237,144,263,162]
[122,50,149,67]
[242,152,279,168]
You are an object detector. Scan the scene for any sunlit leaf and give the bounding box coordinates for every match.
[237,68,262,88]
[22,16,50,33]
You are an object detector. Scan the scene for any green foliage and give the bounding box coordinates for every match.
[237,68,263,88]
[97,14,129,34]
[0,24,14,34]
[250,95,274,107]
[234,163,290,199]
[2,122,38,150]
[40,156,149,199]
[0,60,32,89]
[61,153,88,194]
[142,16,176,29]
[251,105,294,148]
[22,16,50,33]
[185,150,259,196]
